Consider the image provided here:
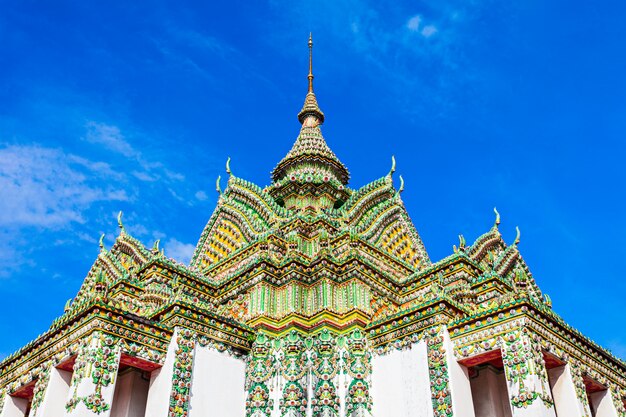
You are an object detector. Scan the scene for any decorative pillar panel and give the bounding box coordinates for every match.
[426,328,453,417]
[608,385,626,417]
[501,332,555,417]
[166,330,196,417]
[245,334,275,417]
[278,331,308,417]
[343,330,372,417]
[442,328,475,417]
[371,339,434,417]
[65,333,122,417]
[31,366,72,417]
[310,330,340,417]
[245,330,372,417]
[547,364,588,417]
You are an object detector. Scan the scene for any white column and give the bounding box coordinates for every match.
[144,329,181,417]
[547,365,589,417]
[109,370,149,417]
[66,334,122,417]
[501,333,555,417]
[590,390,620,417]
[31,367,72,417]
[0,395,29,417]
[269,372,282,417]
[371,340,434,417]
[337,367,346,417]
[188,344,246,417]
[443,328,476,417]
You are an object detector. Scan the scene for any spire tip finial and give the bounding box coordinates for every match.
[308,33,314,93]
[297,33,325,125]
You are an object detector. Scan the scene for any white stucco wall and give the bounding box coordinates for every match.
[371,340,433,417]
[443,329,476,417]
[187,344,246,417]
[34,367,72,417]
[547,365,588,417]
[0,395,29,417]
[589,390,619,417]
[144,329,180,417]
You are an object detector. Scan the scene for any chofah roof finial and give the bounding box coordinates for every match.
[493,207,501,227]
[117,211,125,234]
[152,239,160,254]
[389,155,396,177]
[458,234,466,251]
[226,157,232,177]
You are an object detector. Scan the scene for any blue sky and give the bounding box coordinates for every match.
[0,1,625,360]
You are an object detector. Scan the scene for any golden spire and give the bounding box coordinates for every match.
[297,34,324,124]
[308,33,314,93]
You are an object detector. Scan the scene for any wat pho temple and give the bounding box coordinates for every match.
[1,37,625,417]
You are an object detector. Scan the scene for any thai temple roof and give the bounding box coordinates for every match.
[0,35,625,417]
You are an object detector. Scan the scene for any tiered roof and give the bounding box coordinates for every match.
[1,37,625,411]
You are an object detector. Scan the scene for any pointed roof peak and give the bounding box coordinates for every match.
[271,35,349,185]
[298,34,324,125]
[308,33,314,94]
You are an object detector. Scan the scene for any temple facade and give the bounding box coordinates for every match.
[1,37,625,417]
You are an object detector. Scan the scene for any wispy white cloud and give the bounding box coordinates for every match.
[407,15,421,32]
[83,121,187,197]
[407,15,437,38]
[164,238,195,264]
[150,26,280,96]
[85,121,137,158]
[421,25,438,38]
[195,190,208,201]
[68,155,124,180]
[0,144,130,277]
[132,171,156,182]
[0,145,128,228]
[196,191,209,201]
